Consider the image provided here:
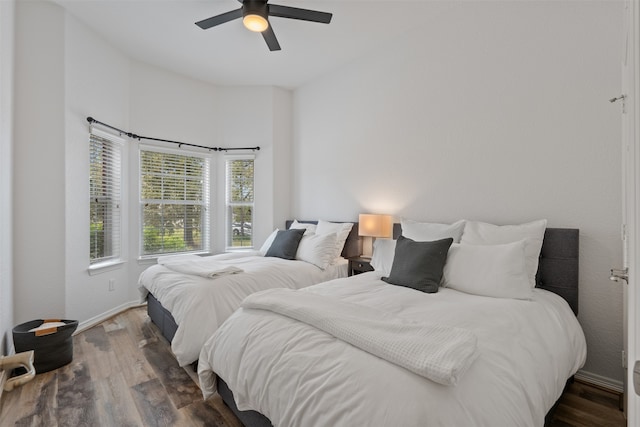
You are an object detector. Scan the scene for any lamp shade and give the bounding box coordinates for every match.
[358,214,393,238]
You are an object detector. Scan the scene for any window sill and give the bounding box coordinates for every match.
[137,251,213,265]
[88,260,125,276]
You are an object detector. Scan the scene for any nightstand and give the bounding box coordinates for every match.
[348,257,374,276]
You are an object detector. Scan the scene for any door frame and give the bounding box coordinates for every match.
[626,0,640,422]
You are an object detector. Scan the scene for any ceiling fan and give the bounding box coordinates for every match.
[195,0,333,51]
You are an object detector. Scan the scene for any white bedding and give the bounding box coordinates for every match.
[241,288,479,386]
[138,251,348,366]
[199,271,587,427]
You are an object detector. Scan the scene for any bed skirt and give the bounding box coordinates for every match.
[215,375,571,427]
[147,292,178,343]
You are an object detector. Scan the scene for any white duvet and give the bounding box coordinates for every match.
[199,271,587,427]
[138,251,348,366]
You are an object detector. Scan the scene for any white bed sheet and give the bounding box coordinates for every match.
[138,251,348,366]
[199,271,586,427]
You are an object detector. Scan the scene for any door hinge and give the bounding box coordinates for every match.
[623,350,627,368]
[610,94,627,113]
[611,268,629,284]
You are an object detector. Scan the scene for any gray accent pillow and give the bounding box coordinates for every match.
[265,228,305,260]
[382,236,453,293]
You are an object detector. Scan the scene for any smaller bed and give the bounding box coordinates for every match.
[198,226,586,427]
[140,220,359,366]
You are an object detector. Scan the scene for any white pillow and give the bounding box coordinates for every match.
[442,241,532,300]
[371,238,397,276]
[401,219,466,243]
[259,229,279,255]
[290,220,317,235]
[316,220,354,262]
[296,233,338,270]
[461,219,547,288]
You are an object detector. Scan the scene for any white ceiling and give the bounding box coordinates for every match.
[53,0,434,89]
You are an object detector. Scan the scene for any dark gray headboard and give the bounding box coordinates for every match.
[536,228,579,315]
[285,220,360,259]
[393,224,579,315]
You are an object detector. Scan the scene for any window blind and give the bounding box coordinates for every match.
[225,155,255,249]
[140,147,210,256]
[89,130,123,265]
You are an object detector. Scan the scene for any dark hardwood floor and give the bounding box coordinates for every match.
[0,306,241,427]
[550,380,626,427]
[0,306,626,426]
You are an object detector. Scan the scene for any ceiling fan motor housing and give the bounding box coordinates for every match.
[242,0,269,20]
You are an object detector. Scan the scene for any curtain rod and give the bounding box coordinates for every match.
[87,117,260,152]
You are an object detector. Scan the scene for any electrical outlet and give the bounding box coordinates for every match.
[108,278,115,292]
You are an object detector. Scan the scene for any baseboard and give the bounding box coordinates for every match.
[575,369,624,393]
[75,300,146,334]
[0,369,6,404]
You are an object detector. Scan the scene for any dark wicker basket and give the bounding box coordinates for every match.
[12,319,78,373]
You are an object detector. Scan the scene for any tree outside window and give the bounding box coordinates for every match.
[226,156,254,248]
[140,148,210,256]
[89,130,123,265]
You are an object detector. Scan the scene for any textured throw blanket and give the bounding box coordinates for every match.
[158,254,244,279]
[242,288,479,386]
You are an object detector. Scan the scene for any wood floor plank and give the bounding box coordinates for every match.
[143,340,202,410]
[56,362,100,426]
[550,380,625,427]
[106,327,155,388]
[77,325,121,381]
[2,370,58,427]
[573,381,622,409]
[93,373,145,427]
[123,305,162,348]
[178,395,242,427]
[130,378,182,427]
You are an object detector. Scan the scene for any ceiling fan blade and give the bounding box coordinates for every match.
[195,8,243,29]
[268,4,332,24]
[262,25,281,51]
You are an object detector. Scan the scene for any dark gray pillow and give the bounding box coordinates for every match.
[265,228,305,260]
[382,236,453,293]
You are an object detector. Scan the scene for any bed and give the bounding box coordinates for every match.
[139,220,359,366]
[198,224,586,427]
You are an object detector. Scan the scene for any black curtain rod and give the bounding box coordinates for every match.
[87,117,260,152]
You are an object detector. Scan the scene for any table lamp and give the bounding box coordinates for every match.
[358,213,393,259]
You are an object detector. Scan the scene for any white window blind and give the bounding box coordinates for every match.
[225,155,254,249]
[89,129,123,265]
[140,147,210,256]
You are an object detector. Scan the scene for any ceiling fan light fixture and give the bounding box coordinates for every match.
[243,14,269,32]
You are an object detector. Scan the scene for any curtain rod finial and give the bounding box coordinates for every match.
[87,117,94,123]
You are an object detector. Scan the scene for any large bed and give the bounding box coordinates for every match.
[198,223,586,427]
[139,220,359,366]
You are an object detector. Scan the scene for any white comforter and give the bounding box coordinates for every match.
[241,288,479,386]
[138,251,347,366]
[199,272,587,427]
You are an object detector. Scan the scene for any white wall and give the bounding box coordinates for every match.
[0,0,15,354]
[64,11,131,323]
[292,1,624,384]
[13,0,66,324]
[214,86,292,252]
[12,1,291,328]
[272,88,293,229]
